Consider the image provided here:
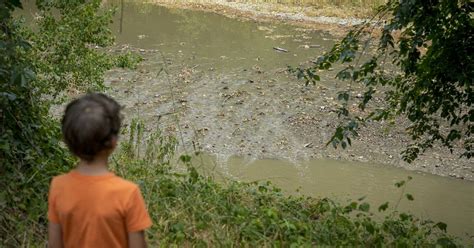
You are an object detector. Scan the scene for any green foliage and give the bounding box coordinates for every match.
[0,0,121,244]
[115,51,144,70]
[32,0,116,97]
[293,0,473,162]
[110,123,461,247]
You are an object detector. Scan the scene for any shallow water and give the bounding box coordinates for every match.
[111,2,335,71]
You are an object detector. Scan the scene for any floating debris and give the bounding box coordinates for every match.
[273,47,289,53]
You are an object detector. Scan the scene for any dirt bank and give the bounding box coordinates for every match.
[142,0,369,36]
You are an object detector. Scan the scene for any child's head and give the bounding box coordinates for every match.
[62,93,122,162]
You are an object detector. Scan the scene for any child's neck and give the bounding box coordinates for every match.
[77,156,110,176]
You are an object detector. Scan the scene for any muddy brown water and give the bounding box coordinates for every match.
[111,2,333,70]
[19,1,473,242]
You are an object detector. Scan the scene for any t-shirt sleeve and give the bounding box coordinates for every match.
[125,187,152,232]
[47,178,59,223]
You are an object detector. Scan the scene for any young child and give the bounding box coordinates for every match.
[48,93,152,248]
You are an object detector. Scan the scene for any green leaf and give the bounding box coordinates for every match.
[399,213,411,221]
[337,91,350,101]
[378,202,389,212]
[364,222,375,234]
[436,237,455,247]
[180,155,192,163]
[395,180,405,188]
[336,70,351,80]
[359,202,370,212]
[434,222,447,232]
[344,201,358,213]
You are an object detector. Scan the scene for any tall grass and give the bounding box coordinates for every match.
[111,120,460,247]
[7,119,461,246]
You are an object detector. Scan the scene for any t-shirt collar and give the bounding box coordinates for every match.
[70,169,115,181]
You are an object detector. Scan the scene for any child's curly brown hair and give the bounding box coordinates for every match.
[61,93,122,161]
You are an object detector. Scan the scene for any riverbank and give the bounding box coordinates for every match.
[109,121,466,246]
[137,0,373,35]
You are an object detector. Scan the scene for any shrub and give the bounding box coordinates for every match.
[0,0,123,244]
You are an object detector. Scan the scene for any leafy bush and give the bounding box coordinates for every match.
[115,51,144,70]
[0,0,123,245]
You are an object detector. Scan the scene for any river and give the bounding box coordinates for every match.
[104,2,473,241]
[19,0,474,242]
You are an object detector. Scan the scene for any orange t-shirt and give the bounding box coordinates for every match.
[48,170,152,247]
